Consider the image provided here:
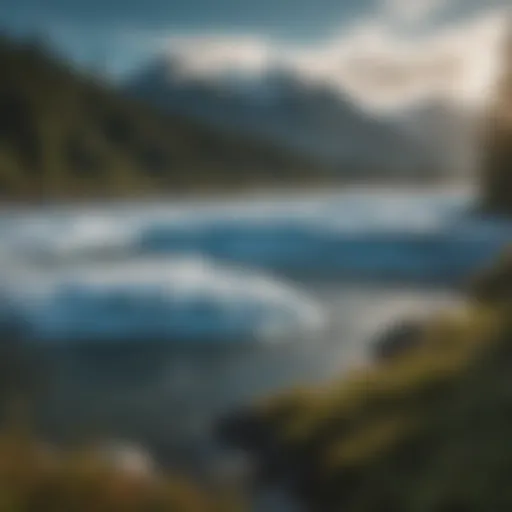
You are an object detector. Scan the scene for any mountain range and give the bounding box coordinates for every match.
[0,34,481,202]
[0,36,329,200]
[124,55,457,182]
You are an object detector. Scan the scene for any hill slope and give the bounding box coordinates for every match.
[0,36,327,200]
[220,250,512,511]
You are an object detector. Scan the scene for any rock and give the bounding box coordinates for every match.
[216,408,271,454]
[372,319,426,361]
[215,407,286,485]
[98,441,156,478]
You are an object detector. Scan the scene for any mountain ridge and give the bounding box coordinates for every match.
[0,35,331,200]
[124,53,444,181]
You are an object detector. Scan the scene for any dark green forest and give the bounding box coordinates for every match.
[0,35,326,200]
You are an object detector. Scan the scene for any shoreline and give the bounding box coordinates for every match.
[0,181,472,214]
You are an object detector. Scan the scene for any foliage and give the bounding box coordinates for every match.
[0,427,242,512]
[0,35,327,200]
[227,252,512,511]
[480,26,512,214]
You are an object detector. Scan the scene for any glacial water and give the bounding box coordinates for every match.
[0,188,509,472]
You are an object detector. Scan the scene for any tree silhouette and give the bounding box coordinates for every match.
[481,18,512,214]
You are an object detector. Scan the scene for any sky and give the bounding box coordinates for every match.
[0,0,510,110]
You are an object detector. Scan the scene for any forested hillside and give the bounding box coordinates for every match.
[221,250,512,511]
[0,36,325,200]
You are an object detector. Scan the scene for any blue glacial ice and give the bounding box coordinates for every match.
[132,192,512,281]
[0,257,325,344]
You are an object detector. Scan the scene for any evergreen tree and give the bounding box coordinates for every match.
[481,18,512,214]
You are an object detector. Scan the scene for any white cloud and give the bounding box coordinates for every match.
[300,10,508,110]
[148,7,508,112]
[382,0,449,24]
[163,35,275,76]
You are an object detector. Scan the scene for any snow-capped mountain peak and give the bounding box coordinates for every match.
[124,52,455,180]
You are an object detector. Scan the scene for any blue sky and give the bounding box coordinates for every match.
[3,0,372,39]
[1,0,373,72]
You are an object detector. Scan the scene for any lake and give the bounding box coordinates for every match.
[0,187,509,473]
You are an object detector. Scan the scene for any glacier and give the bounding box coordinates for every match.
[0,257,324,344]
[132,191,511,281]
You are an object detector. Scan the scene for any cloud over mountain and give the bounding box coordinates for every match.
[144,6,508,112]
